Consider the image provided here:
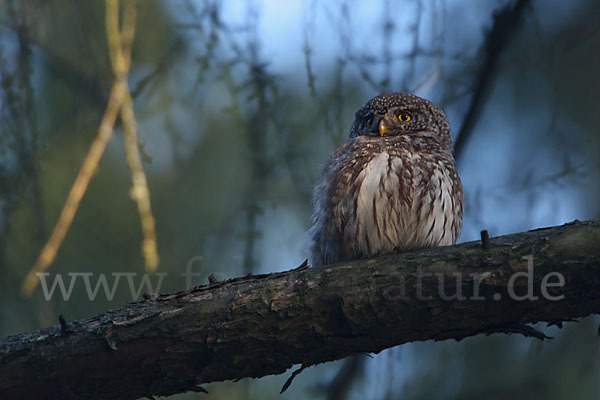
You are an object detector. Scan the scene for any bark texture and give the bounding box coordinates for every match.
[1,219,599,399]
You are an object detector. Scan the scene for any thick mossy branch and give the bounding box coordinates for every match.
[1,220,600,399]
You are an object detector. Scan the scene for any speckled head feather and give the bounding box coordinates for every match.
[363,92,426,112]
[349,92,453,152]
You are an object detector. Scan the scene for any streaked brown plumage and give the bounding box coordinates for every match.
[309,92,463,266]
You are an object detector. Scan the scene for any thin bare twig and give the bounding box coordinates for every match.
[20,0,158,296]
[20,81,126,297]
[107,0,159,273]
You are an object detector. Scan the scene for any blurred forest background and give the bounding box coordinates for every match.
[1,0,600,399]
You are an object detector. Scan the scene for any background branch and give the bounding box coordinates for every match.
[452,0,531,162]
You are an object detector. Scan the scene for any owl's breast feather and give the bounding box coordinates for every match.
[347,146,460,256]
[310,137,462,266]
[351,150,411,254]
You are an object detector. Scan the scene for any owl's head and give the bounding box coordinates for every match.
[348,92,453,151]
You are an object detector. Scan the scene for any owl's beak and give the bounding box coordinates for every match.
[378,120,389,136]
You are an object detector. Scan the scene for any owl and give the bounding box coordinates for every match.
[309,92,463,267]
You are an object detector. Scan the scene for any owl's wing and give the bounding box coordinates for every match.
[309,140,361,266]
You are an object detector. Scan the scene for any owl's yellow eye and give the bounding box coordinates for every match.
[398,112,411,122]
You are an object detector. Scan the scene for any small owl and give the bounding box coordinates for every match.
[310,92,463,266]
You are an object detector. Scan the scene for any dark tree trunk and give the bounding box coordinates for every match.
[1,220,599,399]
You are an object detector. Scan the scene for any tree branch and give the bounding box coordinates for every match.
[2,219,600,399]
[453,0,531,162]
